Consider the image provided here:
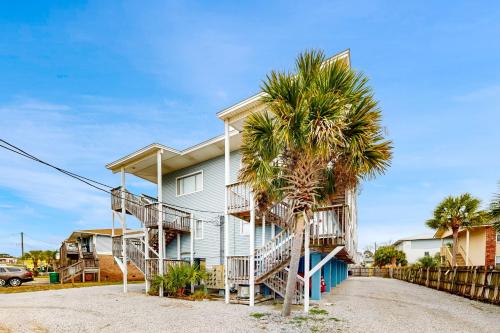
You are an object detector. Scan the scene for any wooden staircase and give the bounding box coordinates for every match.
[110,187,192,279]
[58,258,100,283]
[263,268,304,304]
[225,182,356,304]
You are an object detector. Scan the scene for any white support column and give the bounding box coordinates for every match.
[224,119,230,304]
[249,192,256,307]
[304,213,310,313]
[466,229,470,266]
[121,168,128,293]
[271,223,275,238]
[157,150,164,297]
[144,225,150,293]
[111,211,115,237]
[261,214,266,247]
[190,212,195,293]
[177,233,181,260]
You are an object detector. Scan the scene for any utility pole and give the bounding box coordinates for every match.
[20,232,24,258]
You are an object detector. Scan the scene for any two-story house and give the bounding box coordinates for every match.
[106,49,357,310]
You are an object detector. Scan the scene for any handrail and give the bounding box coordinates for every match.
[458,243,471,266]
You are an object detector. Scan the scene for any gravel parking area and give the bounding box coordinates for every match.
[0,278,498,333]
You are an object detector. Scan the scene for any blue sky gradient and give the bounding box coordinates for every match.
[1,1,499,255]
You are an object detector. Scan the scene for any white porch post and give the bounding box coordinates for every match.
[249,192,256,307]
[224,119,230,304]
[271,223,275,238]
[261,214,266,247]
[111,211,115,237]
[157,150,164,297]
[144,224,150,293]
[121,168,128,293]
[190,212,195,293]
[304,213,310,312]
[466,229,470,266]
[177,233,181,260]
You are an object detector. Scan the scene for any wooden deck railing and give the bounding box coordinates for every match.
[111,187,191,232]
[59,261,85,282]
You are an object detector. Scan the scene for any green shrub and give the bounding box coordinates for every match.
[151,263,207,296]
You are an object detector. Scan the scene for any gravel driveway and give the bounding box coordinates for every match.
[0,278,498,333]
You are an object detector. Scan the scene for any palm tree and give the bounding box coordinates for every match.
[239,49,392,316]
[490,182,500,231]
[23,250,43,271]
[426,193,484,266]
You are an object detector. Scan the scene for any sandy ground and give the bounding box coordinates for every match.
[0,277,498,333]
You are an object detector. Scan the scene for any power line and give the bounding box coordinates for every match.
[0,138,224,219]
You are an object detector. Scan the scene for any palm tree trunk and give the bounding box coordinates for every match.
[282,213,305,317]
[451,227,458,267]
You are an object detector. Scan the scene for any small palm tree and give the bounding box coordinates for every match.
[426,193,484,266]
[151,264,207,297]
[490,182,500,231]
[240,49,392,316]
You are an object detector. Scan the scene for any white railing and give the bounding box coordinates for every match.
[111,187,191,232]
[227,256,250,284]
[263,268,304,304]
[459,244,472,266]
[255,229,294,281]
[227,182,251,214]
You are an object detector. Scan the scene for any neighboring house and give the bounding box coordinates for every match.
[393,234,445,264]
[0,254,17,264]
[434,224,499,267]
[57,229,144,283]
[106,49,356,308]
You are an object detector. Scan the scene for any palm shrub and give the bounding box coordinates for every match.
[415,255,439,268]
[426,193,485,266]
[151,263,207,297]
[240,49,392,316]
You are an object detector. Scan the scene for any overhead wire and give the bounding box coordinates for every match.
[0,139,224,222]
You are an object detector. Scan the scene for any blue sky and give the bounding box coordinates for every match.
[0,1,499,255]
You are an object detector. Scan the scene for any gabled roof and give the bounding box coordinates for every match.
[105,131,241,183]
[393,233,437,246]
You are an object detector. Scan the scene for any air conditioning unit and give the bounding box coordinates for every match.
[238,286,250,298]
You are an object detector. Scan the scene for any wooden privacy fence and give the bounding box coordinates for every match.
[393,266,500,305]
[351,267,390,278]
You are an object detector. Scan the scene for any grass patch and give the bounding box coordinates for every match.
[310,326,320,333]
[0,281,142,294]
[329,317,340,322]
[309,308,328,316]
[249,312,269,319]
[291,315,309,322]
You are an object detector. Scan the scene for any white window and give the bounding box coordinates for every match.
[176,171,203,196]
[240,220,250,235]
[496,232,500,242]
[195,220,203,240]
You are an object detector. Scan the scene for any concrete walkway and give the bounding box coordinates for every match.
[321,277,500,333]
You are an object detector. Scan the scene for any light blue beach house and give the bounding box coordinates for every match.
[106,49,357,310]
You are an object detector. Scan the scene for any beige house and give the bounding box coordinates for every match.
[435,224,499,267]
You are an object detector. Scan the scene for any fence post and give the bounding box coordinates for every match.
[471,267,477,298]
[426,268,430,287]
[437,267,441,290]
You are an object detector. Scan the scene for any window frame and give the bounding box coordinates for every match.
[175,170,204,197]
[194,219,204,240]
[496,232,500,243]
[240,220,250,236]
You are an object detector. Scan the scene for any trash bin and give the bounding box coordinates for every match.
[49,272,59,284]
